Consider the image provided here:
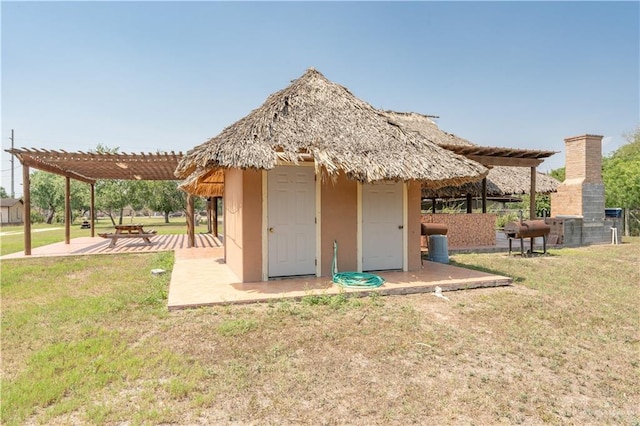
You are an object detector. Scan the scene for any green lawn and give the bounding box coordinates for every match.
[1,238,638,425]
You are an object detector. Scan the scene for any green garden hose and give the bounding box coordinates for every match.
[332,241,385,288]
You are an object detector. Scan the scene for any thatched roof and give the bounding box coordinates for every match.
[381,111,559,197]
[380,111,474,147]
[422,166,560,198]
[175,68,488,194]
[180,168,224,197]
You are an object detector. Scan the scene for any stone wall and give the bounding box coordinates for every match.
[421,213,497,248]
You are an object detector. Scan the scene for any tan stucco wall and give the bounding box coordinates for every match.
[241,170,263,282]
[224,169,244,281]
[224,169,263,282]
[321,173,357,276]
[226,168,423,281]
[407,182,422,271]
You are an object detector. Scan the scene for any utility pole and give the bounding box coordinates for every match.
[10,129,15,198]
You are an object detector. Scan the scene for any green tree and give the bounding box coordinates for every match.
[28,171,61,224]
[0,187,8,198]
[146,181,185,223]
[90,144,145,225]
[602,129,640,209]
[29,171,89,224]
[95,179,132,225]
[549,167,565,183]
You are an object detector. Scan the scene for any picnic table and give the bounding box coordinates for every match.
[99,224,157,248]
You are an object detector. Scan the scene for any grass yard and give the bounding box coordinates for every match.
[1,239,639,425]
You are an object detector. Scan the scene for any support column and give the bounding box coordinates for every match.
[466,193,473,213]
[530,166,536,219]
[90,183,95,238]
[212,197,219,237]
[65,176,71,244]
[206,197,213,234]
[23,164,31,256]
[482,177,487,214]
[431,197,436,214]
[186,194,195,248]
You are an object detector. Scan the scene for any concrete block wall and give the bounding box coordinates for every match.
[581,183,605,223]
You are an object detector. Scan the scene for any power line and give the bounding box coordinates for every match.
[1,165,22,172]
[10,129,15,198]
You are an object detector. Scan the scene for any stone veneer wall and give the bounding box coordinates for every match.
[421,213,497,248]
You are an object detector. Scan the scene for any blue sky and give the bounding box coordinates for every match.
[2,1,638,197]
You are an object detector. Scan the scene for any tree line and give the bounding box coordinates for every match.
[25,174,201,225]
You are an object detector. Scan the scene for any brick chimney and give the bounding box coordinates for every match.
[551,134,605,224]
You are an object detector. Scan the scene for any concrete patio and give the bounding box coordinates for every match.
[167,247,513,309]
[1,233,221,259]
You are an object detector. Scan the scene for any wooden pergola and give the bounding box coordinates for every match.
[438,144,556,218]
[5,148,204,255]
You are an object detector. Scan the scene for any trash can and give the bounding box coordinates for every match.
[605,208,622,218]
[428,235,449,264]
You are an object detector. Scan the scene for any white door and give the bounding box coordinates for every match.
[267,166,316,277]
[362,181,403,271]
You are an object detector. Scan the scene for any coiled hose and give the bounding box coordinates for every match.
[332,241,385,288]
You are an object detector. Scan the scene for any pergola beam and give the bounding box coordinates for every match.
[466,155,544,168]
[20,157,96,184]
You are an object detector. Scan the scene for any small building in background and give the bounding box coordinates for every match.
[0,198,24,224]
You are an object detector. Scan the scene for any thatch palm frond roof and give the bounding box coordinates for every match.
[380,111,474,147]
[422,166,561,198]
[175,68,487,191]
[179,168,224,197]
[381,111,559,197]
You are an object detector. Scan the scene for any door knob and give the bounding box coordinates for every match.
[398,225,404,229]
[269,227,274,233]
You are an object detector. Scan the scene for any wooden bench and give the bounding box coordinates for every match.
[99,230,157,248]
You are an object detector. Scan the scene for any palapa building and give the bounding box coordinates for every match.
[175,68,490,282]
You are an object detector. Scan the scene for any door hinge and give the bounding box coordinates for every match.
[315,217,317,224]
[315,259,317,266]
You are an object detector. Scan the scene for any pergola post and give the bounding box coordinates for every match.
[431,197,436,214]
[530,166,536,219]
[482,177,487,214]
[206,197,213,234]
[90,183,95,238]
[466,193,473,213]
[65,176,71,244]
[23,164,31,256]
[186,194,195,248]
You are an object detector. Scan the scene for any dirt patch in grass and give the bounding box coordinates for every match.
[2,241,639,425]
